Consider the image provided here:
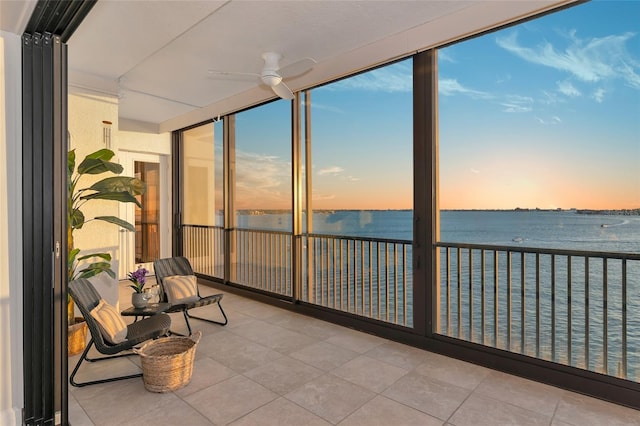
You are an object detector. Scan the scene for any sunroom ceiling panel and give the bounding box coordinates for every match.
[67,0,227,79]
[118,89,198,125]
[61,0,575,127]
[119,1,475,110]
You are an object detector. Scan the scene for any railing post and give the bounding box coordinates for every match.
[602,257,608,374]
[224,115,236,284]
[291,93,303,302]
[413,50,438,337]
[622,258,628,379]
[585,257,590,371]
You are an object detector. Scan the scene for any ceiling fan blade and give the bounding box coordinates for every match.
[279,57,316,79]
[271,81,294,100]
[207,70,259,81]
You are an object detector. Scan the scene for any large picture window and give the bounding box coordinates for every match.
[182,122,224,277]
[174,1,640,400]
[436,1,640,380]
[235,101,292,230]
[233,100,293,293]
[303,59,414,325]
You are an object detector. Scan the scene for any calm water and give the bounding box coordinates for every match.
[235,209,640,379]
[440,210,640,253]
[238,209,640,253]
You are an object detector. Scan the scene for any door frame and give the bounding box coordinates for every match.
[118,150,171,278]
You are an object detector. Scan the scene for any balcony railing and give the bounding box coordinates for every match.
[436,242,640,381]
[182,225,412,327]
[235,228,292,296]
[304,234,412,327]
[183,225,224,278]
[182,225,639,383]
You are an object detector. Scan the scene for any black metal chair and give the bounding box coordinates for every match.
[68,278,171,387]
[153,256,228,336]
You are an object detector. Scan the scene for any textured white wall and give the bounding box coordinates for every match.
[119,129,171,155]
[68,93,121,263]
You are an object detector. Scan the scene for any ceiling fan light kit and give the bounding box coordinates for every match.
[261,71,283,87]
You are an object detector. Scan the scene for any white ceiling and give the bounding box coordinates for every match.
[0,0,37,34]
[3,0,574,132]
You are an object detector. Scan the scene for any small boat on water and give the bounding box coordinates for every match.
[601,224,608,228]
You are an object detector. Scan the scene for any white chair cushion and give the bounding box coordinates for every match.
[90,299,127,344]
[163,275,200,304]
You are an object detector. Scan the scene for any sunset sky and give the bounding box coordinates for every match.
[235,1,639,211]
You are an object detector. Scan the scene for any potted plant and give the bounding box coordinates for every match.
[67,148,145,354]
[128,266,150,308]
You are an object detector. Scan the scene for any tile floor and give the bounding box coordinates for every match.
[69,282,640,425]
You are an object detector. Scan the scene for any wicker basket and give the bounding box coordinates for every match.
[68,317,88,356]
[134,331,202,392]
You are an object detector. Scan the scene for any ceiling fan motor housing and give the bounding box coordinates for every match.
[261,70,282,87]
[261,52,284,87]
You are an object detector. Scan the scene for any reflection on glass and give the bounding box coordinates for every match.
[182,122,225,278]
[235,100,292,231]
[309,58,414,238]
[135,161,160,263]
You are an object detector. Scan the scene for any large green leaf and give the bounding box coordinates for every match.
[68,149,76,176]
[78,262,116,279]
[70,209,85,229]
[68,248,80,269]
[77,252,112,262]
[77,157,124,175]
[79,191,142,207]
[86,149,115,161]
[89,176,146,196]
[95,216,136,232]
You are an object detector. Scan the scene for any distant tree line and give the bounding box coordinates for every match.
[576,209,640,216]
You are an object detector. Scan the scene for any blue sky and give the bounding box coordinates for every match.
[438,0,640,209]
[233,1,639,210]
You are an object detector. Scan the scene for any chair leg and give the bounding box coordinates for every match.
[69,338,142,387]
[183,310,193,336]
[167,310,192,337]
[187,301,229,327]
[170,302,228,336]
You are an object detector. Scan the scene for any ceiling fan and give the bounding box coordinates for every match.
[208,52,316,100]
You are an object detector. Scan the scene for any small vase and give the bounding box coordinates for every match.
[132,292,148,309]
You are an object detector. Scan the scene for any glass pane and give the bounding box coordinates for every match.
[233,100,292,294]
[182,122,224,277]
[438,2,640,250]
[214,119,224,226]
[183,123,216,226]
[234,100,292,230]
[436,1,640,379]
[135,161,159,263]
[305,59,414,326]
[310,59,414,239]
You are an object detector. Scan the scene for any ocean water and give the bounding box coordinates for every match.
[234,209,640,379]
[238,209,640,253]
[440,210,640,253]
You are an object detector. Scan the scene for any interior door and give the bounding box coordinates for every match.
[118,151,170,278]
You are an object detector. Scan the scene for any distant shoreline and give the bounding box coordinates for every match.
[235,208,640,215]
[446,208,640,215]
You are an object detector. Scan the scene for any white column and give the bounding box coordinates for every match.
[0,30,24,426]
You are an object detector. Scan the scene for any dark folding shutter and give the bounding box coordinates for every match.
[22,2,95,424]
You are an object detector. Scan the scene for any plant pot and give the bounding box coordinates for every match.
[68,317,88,356]
[132,292,148,309]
